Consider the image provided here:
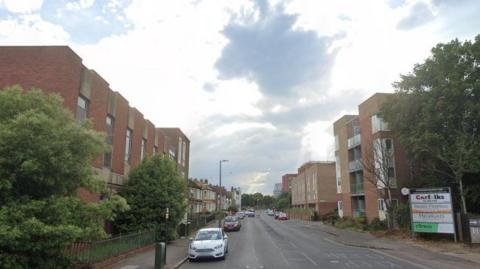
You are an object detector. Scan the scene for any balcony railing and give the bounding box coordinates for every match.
[348,159,363,172]
[350,182,364,195]
[353,209,366,218]
[347,134,361,149]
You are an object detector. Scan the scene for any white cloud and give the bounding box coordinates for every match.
[212,122,276,137]
[66,0,95,11]
[0,14,69,44]
[2,0,43,13]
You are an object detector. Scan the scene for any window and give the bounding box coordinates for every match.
[76,95,89,120]
[104,150,112,168]
[140,138,147,160]
[378,199,385,211]
[182,141,186,166]
[178,137,183,164]
[385,138,393,151]
[338,201,343,211]
[153,146,158,155]
[125,129,133,163]
[334,135,339,151]
[106,115,114,145]
[371,114,389,133]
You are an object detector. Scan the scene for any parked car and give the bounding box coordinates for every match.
[267,209,274,216]
[223,216,241,231]
[236,211,245,219]
[274,211,280,219]
[188,228,228,261]
[278,212,289,220]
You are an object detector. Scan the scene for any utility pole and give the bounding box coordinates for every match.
[218,159,228,227]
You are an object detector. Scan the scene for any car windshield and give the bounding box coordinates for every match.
[225,216,237,222]
[195,230,222,241]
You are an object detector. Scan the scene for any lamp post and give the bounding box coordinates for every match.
[218,159,228,227]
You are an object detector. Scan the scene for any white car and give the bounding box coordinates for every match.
[188,228,228,261]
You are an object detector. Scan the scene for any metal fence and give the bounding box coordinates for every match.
[67,230,156,265]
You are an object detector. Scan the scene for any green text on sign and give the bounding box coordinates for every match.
[413,222,439,233]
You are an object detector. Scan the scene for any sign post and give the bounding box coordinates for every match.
[409,188,456,242]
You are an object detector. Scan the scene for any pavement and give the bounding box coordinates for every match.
[108,221,218,269]
[108,213,480,269]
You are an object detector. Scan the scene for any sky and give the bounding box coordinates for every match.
[1,0,479,194]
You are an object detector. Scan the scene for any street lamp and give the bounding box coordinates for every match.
[218,159,228,227]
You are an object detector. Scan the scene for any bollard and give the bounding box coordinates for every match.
[154,242,166,269]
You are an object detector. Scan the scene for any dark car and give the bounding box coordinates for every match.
[223,216,241,231]
[245,210,255,217]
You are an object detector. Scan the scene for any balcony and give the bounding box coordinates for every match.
[347,134,361,149]
[348,159,363,172]
[353,209,366,218]
[350,182,364,196]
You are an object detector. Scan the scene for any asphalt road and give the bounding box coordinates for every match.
[180,213,424,269]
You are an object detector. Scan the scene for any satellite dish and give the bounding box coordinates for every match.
[401,187,410,196]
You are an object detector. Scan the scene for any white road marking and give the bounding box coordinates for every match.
[290,242,298,248]
[301,252,318,266]
[119,266,139,269]
[370,249,431,269]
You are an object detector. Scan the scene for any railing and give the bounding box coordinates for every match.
[352,209,366,218]
[350,182,364,195]
[348,159,362,172]
[347,134,361,149]
[67,230,156,265]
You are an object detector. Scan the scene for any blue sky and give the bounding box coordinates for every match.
[1,0,479,194]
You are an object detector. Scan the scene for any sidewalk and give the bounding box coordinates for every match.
[107,221,218,269]
[291,219,480,269]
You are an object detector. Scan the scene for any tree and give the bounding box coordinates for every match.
[381,36,480,214]
[361,139,398,229]
[114,155,187,241]
[0,86,127,268]
[276,192,291,211]
[0,86,105,202]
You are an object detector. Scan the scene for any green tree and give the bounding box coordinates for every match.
[114,155,187,241]
[0,86,127,268]
[0,86,105,202]
[381,36,480,214]
[276,192,291,210]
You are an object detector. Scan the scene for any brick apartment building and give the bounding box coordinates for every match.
[291,161,337,215]
[333,93,412,223]
[0,46,190,200]
[157,128,190,180]
[281,173,296,193]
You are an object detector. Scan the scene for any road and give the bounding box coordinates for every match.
[180,212,424,269]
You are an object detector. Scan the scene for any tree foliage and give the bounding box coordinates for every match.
[113,155,187,240]
[381,36,480,213]
[0,86,105,203]
[0,86,127,269]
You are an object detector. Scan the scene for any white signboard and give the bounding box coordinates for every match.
[409,189,455,234]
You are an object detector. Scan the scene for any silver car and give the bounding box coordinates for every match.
[188,228,229,261]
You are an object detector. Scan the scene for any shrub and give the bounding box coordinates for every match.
[369,217,388,231]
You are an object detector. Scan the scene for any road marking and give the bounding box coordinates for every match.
[301,252,318,266]
[290,242,298,248]
[330,260,340,263]
[119,266,138,269]
[370,249,431,269]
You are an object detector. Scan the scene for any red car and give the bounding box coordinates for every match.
[278,212,289,220]
[223,216,241,231]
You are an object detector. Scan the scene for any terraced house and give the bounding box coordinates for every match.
[0,46,190,201]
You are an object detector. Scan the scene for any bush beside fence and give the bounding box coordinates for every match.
[67,230,156,266]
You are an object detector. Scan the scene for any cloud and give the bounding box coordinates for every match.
[2,0,43,13]
[0,14,69,44]
[397,2,435,30]
[215,0,339,101]
[39,0,131,44]
[387,0,406,9]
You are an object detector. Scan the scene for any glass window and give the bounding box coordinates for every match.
[76,95,89,120]
[153,146,158,155]
[371,114,389,133]
[125,129,133,163]
[104,150,112,168]
[377,199,385,211]
[106,115,114,145]
[178,137,183,164]
[141,138,147,160]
